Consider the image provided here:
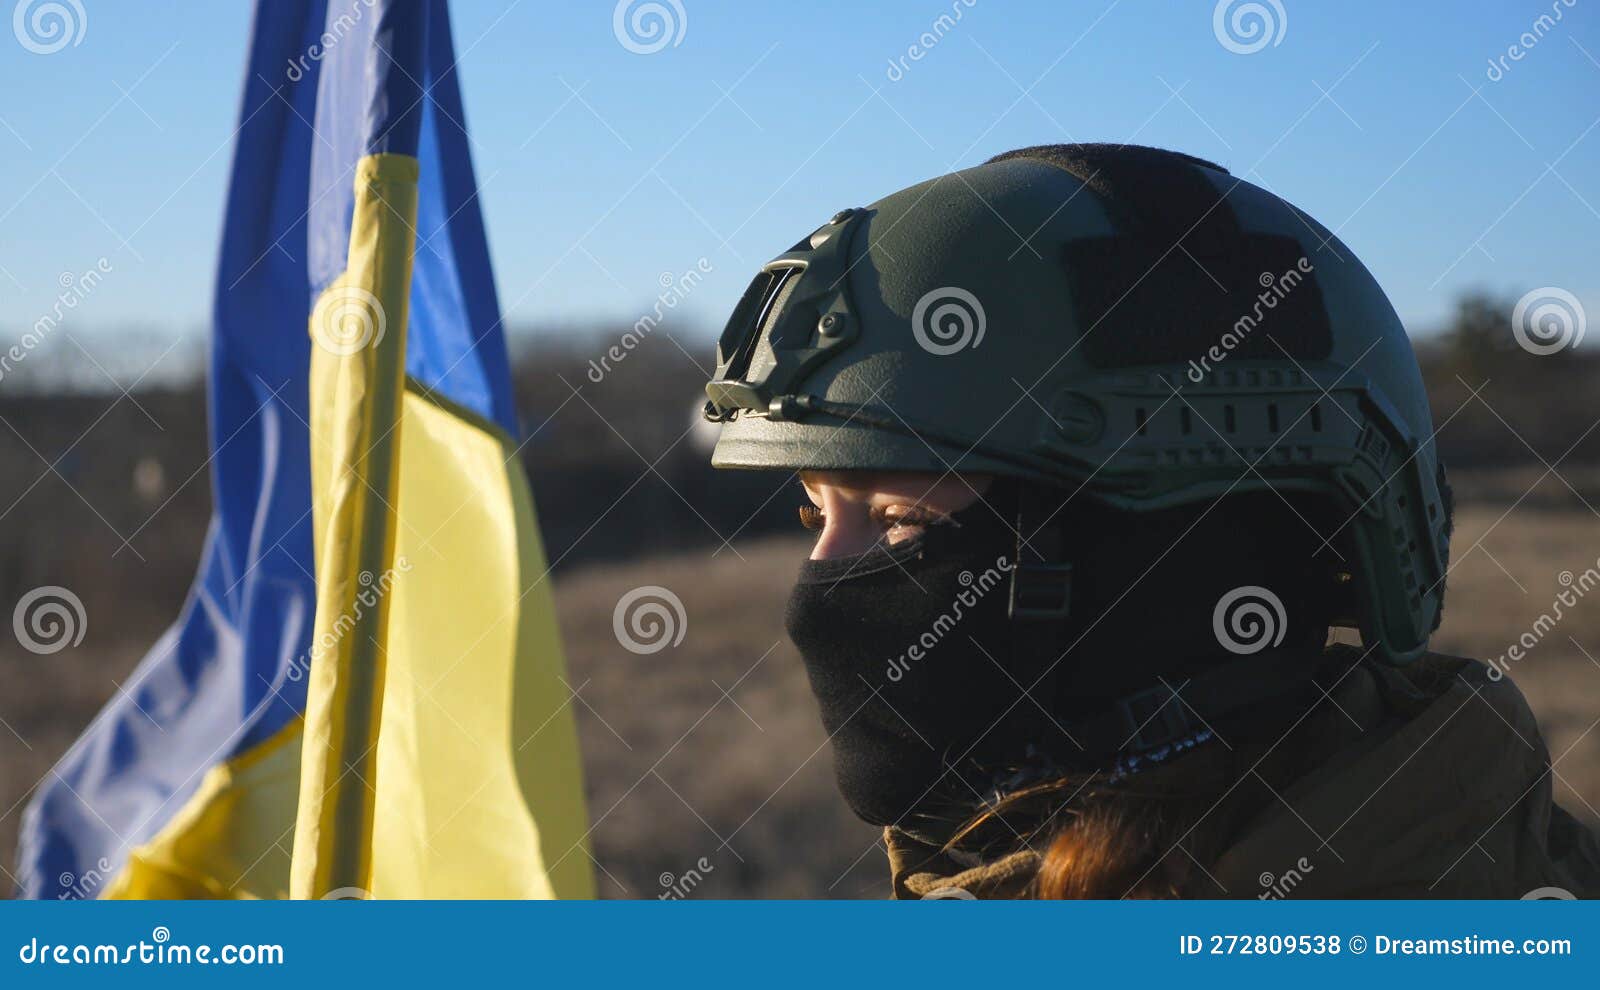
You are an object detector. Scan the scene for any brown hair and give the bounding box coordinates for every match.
[1032,780,1218,898]
[951,752,1270,899]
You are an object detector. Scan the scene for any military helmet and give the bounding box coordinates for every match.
[705,144,1449,665]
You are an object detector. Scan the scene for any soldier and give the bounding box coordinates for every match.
[702,144,1600,898]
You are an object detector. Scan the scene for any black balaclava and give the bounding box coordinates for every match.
[784,486,1028,828]
[785,483,1336,830]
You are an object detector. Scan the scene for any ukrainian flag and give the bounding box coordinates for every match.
[16,0,593,900]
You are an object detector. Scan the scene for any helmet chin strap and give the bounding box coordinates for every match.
[1006,484,1076,756]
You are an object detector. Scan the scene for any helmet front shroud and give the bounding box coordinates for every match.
[706,145,1448,665]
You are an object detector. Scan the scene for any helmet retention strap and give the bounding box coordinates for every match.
[1007,485,1075,751]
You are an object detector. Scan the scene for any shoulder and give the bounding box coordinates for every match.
[1405,651,1538,726]
[1345,648,1538,731]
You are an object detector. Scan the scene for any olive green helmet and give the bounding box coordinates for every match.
[705,144,1449,665]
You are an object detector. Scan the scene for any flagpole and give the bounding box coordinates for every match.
[289,153,419,900]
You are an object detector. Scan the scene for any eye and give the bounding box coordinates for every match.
[796,503,954,533]
[870,504,954,531]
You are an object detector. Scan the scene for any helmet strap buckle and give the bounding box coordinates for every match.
[1114,684,1197,753]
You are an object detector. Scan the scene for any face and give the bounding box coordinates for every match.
[785,469,1023,826]
[798,471,993,559]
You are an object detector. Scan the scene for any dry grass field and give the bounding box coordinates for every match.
[3,477,1598,898]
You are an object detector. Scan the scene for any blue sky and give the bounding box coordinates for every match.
[1,0,1596,351]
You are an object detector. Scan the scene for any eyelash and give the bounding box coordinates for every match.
[797,504,953,532]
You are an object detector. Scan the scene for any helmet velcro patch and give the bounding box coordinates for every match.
[1063,231,1333,368]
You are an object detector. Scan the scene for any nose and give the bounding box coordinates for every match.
[808,503,879,560]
